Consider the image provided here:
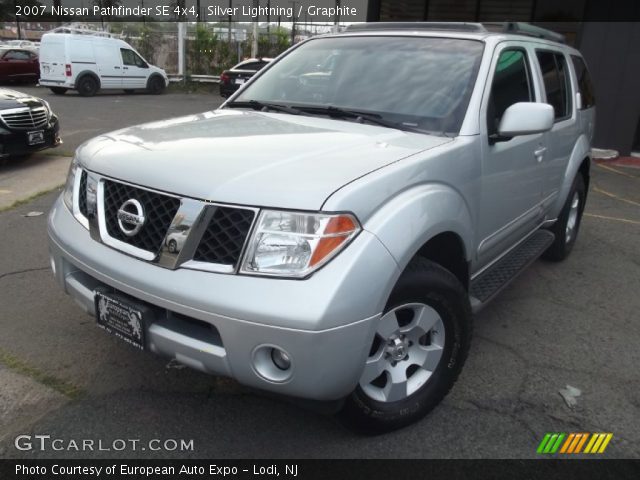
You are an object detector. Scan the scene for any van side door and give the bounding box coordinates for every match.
[93,42,123,89]
[120,48,149,89]
[533,49,579,217]
[477,43,547,269]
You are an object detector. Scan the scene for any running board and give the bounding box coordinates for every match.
[469,230,555,312]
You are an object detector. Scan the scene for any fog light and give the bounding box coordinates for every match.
[271,348,291,371]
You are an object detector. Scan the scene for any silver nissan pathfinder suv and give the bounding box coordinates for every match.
[48,22,596,432]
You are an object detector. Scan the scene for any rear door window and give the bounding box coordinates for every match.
[571,55,596,109]
[536,50,572,120]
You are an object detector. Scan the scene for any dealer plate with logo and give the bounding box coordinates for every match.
[94,291,152,350]
[28,130,45,145]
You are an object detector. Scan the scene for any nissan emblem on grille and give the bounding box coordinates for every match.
[117,199,146,236]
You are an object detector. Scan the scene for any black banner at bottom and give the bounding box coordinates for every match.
[2,459,640,480]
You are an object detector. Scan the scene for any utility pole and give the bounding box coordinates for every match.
[14,0,22,39]
[251,0,259,58]
[334,0,341,33]
[289,0,298,45]
[228,0,232,43]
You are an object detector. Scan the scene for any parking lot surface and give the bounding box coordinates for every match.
[0,86,639,459]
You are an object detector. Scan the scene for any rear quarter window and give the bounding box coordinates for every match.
[571,55,596,109]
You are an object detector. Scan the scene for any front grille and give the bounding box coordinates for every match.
[78,171,88,217]
[103,180,181,254]
[0,107,48,130]
[194,207,255,266]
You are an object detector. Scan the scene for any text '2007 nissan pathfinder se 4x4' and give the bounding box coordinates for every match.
[48,22,596,433]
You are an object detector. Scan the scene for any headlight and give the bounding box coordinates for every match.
[41,99,52,120]
[240,210,360,278]
[62,157,80,211]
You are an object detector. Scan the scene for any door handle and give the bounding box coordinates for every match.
[114,66,120,69]
[534,146,547,162]
[123,66,129,70]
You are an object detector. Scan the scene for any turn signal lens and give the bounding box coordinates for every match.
[240,210,360,278]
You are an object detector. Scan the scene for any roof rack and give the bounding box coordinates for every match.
[48,26,114,38]
[345,21,565,44]
[345,22,488,33]
[483,22,565,43]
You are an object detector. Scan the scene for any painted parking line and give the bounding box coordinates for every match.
[593,187,640,207]
[584,213,640,226]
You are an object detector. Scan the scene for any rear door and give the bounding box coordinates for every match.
[39,36,66,83]
[533,49,580,215]
[120,48,149,89]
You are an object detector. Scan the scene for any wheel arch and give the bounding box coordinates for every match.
[75,70,101,89]
[364,182,474,290]
[551,134,591,217]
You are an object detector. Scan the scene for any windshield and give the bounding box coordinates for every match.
[233,36,484,135]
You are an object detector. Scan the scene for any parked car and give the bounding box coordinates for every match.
[219,58,273,97]
[0,47,40,83]
[5,40,38,51]
[49,22,595,433]
[38,30,168,96]
[165,225,190,253]
[0,88,60,158]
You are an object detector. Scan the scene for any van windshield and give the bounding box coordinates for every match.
[233,36,484,135]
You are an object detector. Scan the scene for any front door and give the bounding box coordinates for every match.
[120,48,149,89]
[477,44,546,269]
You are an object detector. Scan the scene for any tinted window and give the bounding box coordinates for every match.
[236,37,484,135]
[536,51,571,120]
[4,50,30,60]
[487,49,533,135]
[235,61,262,71]
[120,48,146,67]
[571,55,595,109]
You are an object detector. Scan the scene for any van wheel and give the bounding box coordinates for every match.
[77,76,99,97]
[339,258,472,434]
[50,87,67,95]
[124,89,135,94]
[147,76,165,95]
[543,174,586,262]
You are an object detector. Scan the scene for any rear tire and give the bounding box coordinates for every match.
[77,76,99,97]
[543,174,586,262]
[339,258,472,434]
[124,89,135,94]
[147,76,165,95]
[50,87,67,95]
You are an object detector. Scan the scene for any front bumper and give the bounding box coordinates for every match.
[48,195,400,400]
[0,117,61,158]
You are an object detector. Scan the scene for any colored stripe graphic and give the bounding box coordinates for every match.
[539,433,612,454]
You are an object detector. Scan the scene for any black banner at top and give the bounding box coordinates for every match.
[4,0,368,23]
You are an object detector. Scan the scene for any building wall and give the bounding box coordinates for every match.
[579,22,640,154]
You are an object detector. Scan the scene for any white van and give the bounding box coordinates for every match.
[39,31,168,96]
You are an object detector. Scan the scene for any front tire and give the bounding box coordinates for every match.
[340,258,472,434]
[50,87,67,95]
[543,174,586,262]
[147,76,165,95]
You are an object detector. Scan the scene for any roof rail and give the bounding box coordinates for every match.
[483,22,565,43]
[345,22,488,33]
[48,26,114,38]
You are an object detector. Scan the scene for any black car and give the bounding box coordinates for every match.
[0,88,60,158]
[219,58,273,97]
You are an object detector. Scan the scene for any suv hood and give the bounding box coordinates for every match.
[78,109,452,210]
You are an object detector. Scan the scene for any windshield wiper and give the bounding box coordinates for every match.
[299,105,423,133]
[225,100,302,115]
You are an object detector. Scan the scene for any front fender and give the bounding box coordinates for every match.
[364,183,474,271]
[550,133,591,218]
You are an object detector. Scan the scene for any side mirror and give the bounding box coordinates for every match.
[497,102,554,138]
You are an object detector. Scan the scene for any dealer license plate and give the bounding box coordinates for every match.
[28,130,45,145]
[95,291,152,350]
